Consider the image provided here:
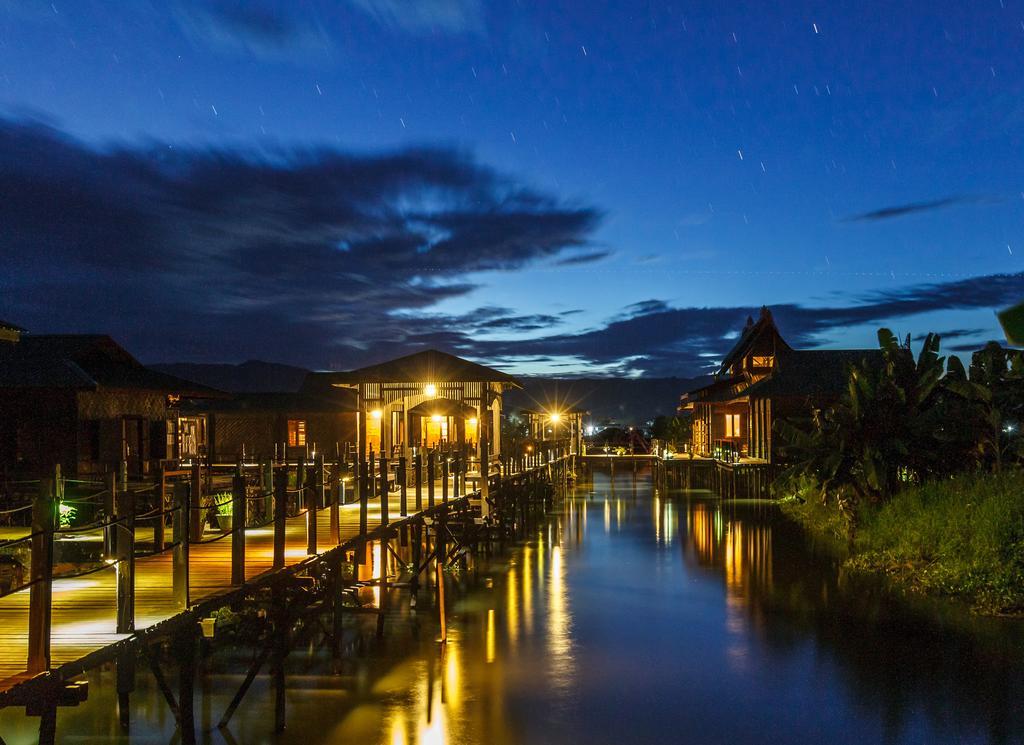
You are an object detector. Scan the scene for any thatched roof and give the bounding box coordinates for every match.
[0,334,225,397]
[318,349,521,387]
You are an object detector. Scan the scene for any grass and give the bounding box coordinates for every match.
[782,471,1024,615]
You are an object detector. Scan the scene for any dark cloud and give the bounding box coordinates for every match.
[346,0,484,34]
[0,117,600,368]
[554,250,611,266]
[841,195,990,222]
[174,1,331,57]
[458,273,1024,377]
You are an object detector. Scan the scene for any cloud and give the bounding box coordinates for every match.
[0,117,600,368]
[554,250,611,266]
[174,1,331,57]
[841,195,990,222]
[454,273,1024,377]
[346,0,484,35]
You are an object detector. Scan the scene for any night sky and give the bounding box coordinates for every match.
[3,0,1024,377]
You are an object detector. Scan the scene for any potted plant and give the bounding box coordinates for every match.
[214,493,233,532]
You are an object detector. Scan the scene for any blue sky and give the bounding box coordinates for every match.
[2,0,1023,376]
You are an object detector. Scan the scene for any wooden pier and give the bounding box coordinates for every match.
[0,450,573,743]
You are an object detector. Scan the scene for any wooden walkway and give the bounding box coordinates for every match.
[0,492,443,691]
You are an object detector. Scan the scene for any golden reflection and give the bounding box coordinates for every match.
[522,545,533,634]
[486,609,496,663]
[506,566,519,642]
[603,498,611,534]
[546,543,574,687]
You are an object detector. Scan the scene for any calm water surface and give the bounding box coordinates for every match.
[3,466,1022,744]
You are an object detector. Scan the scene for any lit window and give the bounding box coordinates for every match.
[751,355,774,368]
[724,414,742,438]
[287,419,307,447]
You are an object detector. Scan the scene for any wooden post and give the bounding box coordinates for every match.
[398,456,407,517]
[272,585,288,733]
[414,453,423,512]
[331,551,345,660]
[329,458,341,545]
[306,456,320,555]
[273,467,287,570]
[155,467,166,553]
[172,482,190,608]
[480,427,490,518]
[189,462,203,542]
[377,535,389,638]
[379,455,389,527]
[178,628,196,745]
[115,486,136,633]
[103,470,116,560]
[436,561,447,644]
[231,469,246,584]
[117,650,135,732]
[359,461,369,535]
[27,478,55,675]
[452,455,460,500]
[368,450,376,499]
[441,456,449,503]
[427,452,435,508]
[262,459,273,526]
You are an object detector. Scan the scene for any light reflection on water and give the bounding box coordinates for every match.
[2,466,1022,744]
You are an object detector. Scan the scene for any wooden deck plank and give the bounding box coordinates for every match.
[0,490,469,688]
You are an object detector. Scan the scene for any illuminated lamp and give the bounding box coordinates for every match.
[549,412,561,423]
[370,409,383,419]
[424,383,438,396]
[468,417,478,425]
[431,414,443,423]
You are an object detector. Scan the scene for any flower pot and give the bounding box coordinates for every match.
[218,514,233,532]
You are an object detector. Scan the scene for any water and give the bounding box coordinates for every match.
[3,466,1022,744]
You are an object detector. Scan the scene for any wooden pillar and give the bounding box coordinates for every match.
[262,459,273,525]
[441,456,449,503]
[231,469,246,584]
[117,650,135,732]
[368,450,376,500]
[115,486,136,633]
[172,482,190,608]
[331,551,345,660]
[479,426,490,518]
[359,460,369,535]
[103,470,116,560]
[414,453,423,511]
[178,628,197,745]
[154,467,166,553]
[272,586,288,733]
[306,456,321,555]
[27,478,55,675]
[329,457,341,545]
[398,456,408,517]
[189,462,203,542]
[427,452,436,508]
[452,455,460,500]
[377,535,389,638]
[273,467,287,570]
[379,455,389,527]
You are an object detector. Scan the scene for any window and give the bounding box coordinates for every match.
[287,419,307,447]
[724,413,742,438]
[751,355,774,368]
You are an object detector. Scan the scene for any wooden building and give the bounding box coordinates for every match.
[521,407,587,455]
[679,307,881,462]
[312,350,520,462]
[0,332,222,479]
[177,380,356,463]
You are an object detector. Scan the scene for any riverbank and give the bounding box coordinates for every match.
[781,471,1024,616]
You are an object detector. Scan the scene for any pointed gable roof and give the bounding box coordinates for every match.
[320,349,521,387]
[0,334,225,396]
[716,306,791,375]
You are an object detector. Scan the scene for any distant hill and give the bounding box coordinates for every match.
[505,376,707,426]
[150,360,706,424]
[150,360,310,393]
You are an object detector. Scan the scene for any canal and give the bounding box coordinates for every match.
[2,465,1022,743]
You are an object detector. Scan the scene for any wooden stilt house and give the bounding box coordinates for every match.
[679,307,881,463]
